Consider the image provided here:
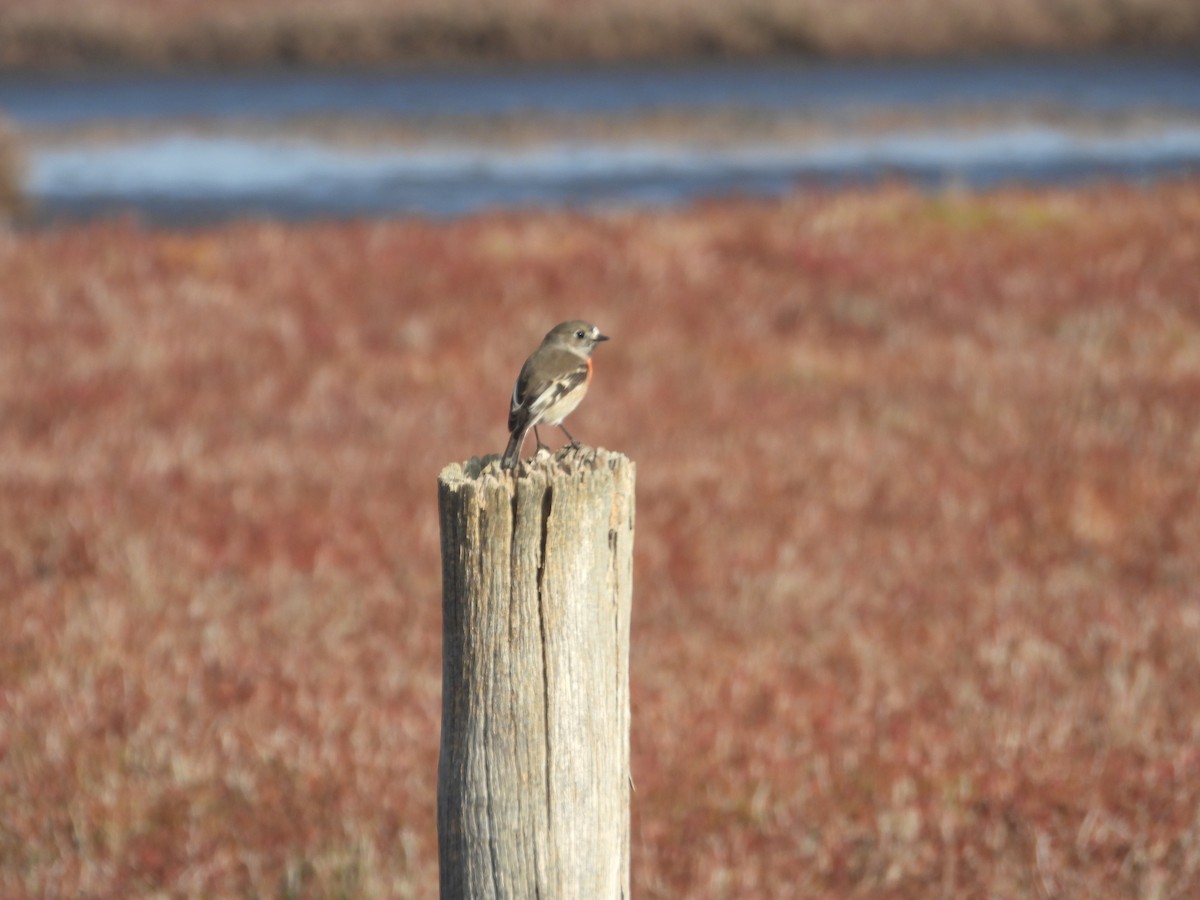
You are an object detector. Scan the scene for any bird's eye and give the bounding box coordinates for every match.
[576,330,586,339]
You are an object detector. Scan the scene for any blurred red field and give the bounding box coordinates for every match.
[2,182,1199,897]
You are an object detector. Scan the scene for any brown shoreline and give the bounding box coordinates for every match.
[0,0,1197,71]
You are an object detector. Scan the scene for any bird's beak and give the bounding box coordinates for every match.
[596,333,610,342]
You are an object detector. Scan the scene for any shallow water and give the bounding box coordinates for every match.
[4,55,1200,224]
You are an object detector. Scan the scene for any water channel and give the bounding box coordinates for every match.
[2,54,1198,224]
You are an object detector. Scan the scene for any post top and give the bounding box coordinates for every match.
[439,446,632,487]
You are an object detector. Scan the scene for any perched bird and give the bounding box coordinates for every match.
[501,320,609,470]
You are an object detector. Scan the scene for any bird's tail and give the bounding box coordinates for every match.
[501,426,526,470]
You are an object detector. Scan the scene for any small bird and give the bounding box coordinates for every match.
[501,320,609,470]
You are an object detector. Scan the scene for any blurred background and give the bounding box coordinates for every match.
[0,0,1198,224]
[3,2,1200,898]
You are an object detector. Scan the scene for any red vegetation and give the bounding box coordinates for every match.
[2,182,1199,896]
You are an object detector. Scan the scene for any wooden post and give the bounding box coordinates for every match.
[436,448,635,899]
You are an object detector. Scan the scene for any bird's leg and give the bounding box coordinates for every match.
[533,426,552,453]
[558,423,581,450]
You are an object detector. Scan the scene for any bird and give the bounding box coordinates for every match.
[501,320,609,470]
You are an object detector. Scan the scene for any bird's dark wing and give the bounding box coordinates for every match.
[508,349,589,432]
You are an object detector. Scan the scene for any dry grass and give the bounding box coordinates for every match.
[2,181,1199,896]
[0,0,1197,69]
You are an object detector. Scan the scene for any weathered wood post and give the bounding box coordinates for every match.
[437,448,635,899]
